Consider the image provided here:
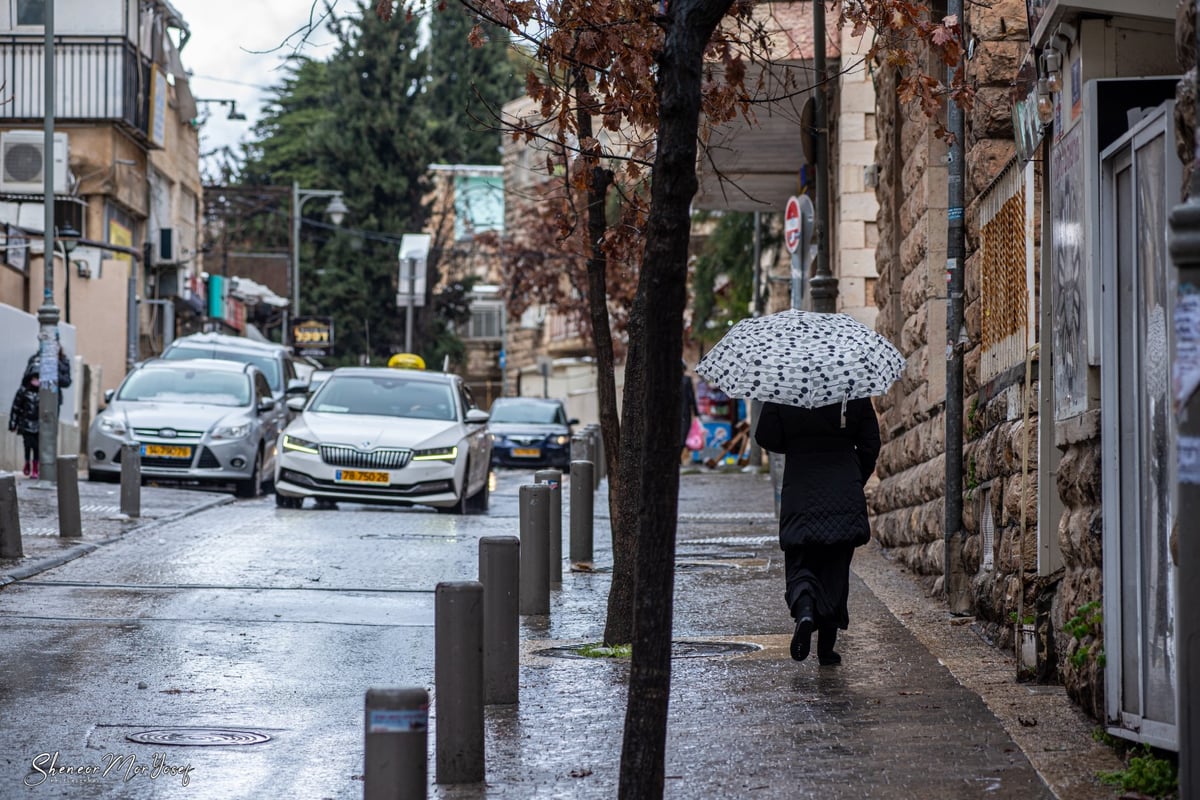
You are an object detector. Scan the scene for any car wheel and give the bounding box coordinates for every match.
[437,462,471,515]
[235,450,263,498]
[275,493,303,509]
[466,471,490,514]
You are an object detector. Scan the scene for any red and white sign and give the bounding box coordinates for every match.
[784,196,802,253]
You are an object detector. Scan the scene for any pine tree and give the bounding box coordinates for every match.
[424,5,523,164]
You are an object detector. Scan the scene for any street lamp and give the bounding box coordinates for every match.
[291,181,348,322]
[58,223,79,324]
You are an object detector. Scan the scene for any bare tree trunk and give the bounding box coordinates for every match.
[570,69,635,647]
[617,0,733,796]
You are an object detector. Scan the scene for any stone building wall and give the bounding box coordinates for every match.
[868,0,1112,715]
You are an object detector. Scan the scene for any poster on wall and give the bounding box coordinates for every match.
[1051,122,1088,419]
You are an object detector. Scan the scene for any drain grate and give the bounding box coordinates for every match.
[678,535,775,547]
[674,560,739,571]
[126,728,271,746]
[534,639,760,660]
[678,512,775,523]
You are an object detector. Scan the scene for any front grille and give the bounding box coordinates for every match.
[140,456,194,469]
[319,445,412,469]
[132,427,204,440]
[508,435,546,446]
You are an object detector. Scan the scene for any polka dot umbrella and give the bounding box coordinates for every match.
[695,309,905,409]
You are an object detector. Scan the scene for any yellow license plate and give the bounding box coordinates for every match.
[512,448,542,458]
[143,444,191,458]
[336,469,389,484]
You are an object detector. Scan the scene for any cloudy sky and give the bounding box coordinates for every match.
[171,1,345,165]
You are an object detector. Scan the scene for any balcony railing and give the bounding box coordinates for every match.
[0,36,151,138]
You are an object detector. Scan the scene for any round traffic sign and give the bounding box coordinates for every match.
[784,196,802,253]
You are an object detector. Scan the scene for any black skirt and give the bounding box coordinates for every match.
[783,543,854,630]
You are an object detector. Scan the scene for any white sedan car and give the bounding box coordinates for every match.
[273,367,492,513]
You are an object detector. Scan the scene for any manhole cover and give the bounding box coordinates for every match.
[126,728,271,746]
[534,640,761,660]
[676,550,756,560]
[674,560,739,571]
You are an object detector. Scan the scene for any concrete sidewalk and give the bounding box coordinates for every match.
[435,469,1123,799]
[0,466,1125,798]
[0,471,233,586]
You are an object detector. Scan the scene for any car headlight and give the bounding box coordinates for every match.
[282,433,320,454]
[412,445,458,461]
[553,435,570,445]
[212,421,252,440]
[99,417,127,436]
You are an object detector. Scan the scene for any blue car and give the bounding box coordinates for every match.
[488,397,577,469]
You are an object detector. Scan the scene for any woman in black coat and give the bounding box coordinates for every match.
[754,397,881,664]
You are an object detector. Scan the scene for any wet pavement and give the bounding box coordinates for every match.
[0,467,1123,798]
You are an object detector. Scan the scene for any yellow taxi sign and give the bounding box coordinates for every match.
[388,353,426,370]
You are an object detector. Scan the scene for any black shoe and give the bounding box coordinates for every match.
[817,625,839,665]
[791,617,813,661]
[790,596,814,662]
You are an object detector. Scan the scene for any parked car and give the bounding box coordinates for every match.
[161,332,307,405]
[87,358,284,497]
[305,368,335,396]
[273,367,492,513]
[488,397,578,469]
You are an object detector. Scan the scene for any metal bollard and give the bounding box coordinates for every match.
[570,433,592,470]
[534,469,562,586]
[587,427,602,489]
[119,443,141,518]
[569,460,594,569]
[518,484,551,615]
[435,581,484,784]
[479,536,519,705]
[364,687,428,800]
[0,473,22,559]
[56,455,82,538]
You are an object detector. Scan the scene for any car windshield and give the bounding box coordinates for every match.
[117,369,251,407]
[489,400,564,425]
[309,375,457,420]
[163,346,282,392]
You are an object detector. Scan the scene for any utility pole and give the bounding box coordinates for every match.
[808,0,837,313]
[943,0,970,614]
[36,0,59,484]
[1166,2,1200,789]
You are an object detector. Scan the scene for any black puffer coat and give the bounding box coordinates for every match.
[754,398,880,548]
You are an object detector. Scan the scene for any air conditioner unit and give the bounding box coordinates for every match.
[0,130,69,194]
[157,227,177,264]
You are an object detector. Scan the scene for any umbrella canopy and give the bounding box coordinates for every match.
[695,309,905,408]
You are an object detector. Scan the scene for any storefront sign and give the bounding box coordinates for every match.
[292,316,335,355]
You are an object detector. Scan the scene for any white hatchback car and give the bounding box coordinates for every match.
[274,367,492,513]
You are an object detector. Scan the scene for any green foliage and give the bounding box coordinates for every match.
[424,6,523,164]
[965,455,978,492]
[1098,746,1177,798]
[966,396,982,439]
[1007,611,1035,626]
[690,212,770,346]
[577,643,633,658]
[234,1,524,364]
[1066,600,1105,669]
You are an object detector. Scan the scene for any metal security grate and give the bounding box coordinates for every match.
[979,159,1035,383]
[319,445,412,469]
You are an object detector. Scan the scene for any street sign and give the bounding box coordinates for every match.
[785,196,802,253]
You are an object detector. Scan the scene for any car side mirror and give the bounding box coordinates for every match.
[103,389,115,405]
[568,418,580,426]
[465,408,490,424]
[286,396,308,413]
[286,379,308,396]
[258,397,277,414]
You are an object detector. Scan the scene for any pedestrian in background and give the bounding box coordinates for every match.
[754,397,880,665]
[8,370,40,478]
[24,343,72,403]
[680,363,700,460]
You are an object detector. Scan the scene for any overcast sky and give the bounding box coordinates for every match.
[171,1,345,168]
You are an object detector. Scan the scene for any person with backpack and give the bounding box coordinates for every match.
[8,369,40,478]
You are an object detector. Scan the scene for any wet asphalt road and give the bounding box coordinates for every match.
[0,469,1056,799]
